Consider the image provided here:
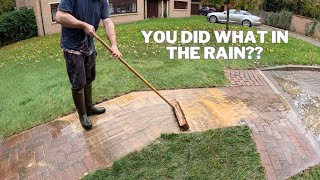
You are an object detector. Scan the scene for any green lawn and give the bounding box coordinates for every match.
[84,126,265,180]
[0,16,320,138]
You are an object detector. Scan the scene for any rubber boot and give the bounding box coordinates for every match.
[72,89,93,129]
[84,83,106,116]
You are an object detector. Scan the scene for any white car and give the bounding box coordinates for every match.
[207,9,262,27]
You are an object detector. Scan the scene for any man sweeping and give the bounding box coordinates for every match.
[56,0,122,129]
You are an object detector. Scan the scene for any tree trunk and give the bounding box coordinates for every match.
[226,3,229,31]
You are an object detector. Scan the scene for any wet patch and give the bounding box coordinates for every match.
[297,94,320,134]
[272,75,301,96]
[48,120,73,139]
[272,72,320,135]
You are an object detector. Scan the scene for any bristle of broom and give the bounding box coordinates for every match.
[171,99,189,131]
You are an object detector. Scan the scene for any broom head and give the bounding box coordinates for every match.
[171,99,189,131]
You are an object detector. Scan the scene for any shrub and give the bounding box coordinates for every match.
[262,0,320,20]
[0,7,37,46]
[300,0,320,20]
[0,0,15,16]
[305,20,320,37]
[266,10,293,30]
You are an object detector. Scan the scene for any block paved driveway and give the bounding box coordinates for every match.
[1,69,320,180]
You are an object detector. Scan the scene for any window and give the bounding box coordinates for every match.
[234,10,243,15]
[51,3,59,22]
[174,1,187,9]
[109,0,137,14]
[109,3,114,14]
[223,9,235,14]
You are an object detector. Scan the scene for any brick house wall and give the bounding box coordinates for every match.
[16,0,192,36]
[169,0,191,18]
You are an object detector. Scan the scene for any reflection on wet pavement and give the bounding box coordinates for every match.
[270,71,320,135]
[273,76,301,96]
[298,94,320,133]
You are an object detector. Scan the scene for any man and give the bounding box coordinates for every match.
[56,0,122,129]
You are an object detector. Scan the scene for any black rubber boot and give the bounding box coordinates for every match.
[84,83,106,116]
[72,89,93,129]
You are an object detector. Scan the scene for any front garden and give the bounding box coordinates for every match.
[0,16,319,139]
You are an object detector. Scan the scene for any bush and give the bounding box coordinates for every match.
[305,20,320,37]
[262,0,320,20]
[266,10,293,30]
[0,0,15,16]
[0,7,37,46]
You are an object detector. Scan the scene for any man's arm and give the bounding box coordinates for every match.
[102,18,122,58]
[56,10,95,37]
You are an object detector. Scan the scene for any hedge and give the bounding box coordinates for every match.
[266,10,293,30]
[0,7,37,46]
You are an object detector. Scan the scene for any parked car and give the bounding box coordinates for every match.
[207,9,262,27]
[199,6,216,16]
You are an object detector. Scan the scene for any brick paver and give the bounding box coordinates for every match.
[225,69,267,86]
[1,70,320,180]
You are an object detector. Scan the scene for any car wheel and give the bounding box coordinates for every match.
[242,20,251,27]
[209,15,217,23]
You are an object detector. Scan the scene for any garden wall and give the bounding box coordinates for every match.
[290,14,320,38]
[259,11,320,39]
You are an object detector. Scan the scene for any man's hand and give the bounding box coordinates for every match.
[83,23,95,37]
[111,45,122,58]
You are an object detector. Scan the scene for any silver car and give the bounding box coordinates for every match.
[207,9,262,27]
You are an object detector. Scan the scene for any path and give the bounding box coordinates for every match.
[256,25,320,47]
[1,70,320,179]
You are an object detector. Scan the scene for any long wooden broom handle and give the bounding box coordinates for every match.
[94,33,173,107]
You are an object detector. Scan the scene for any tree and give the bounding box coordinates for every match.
[301,0,320,19]
[264,0,320,20]
[226,0,230,31]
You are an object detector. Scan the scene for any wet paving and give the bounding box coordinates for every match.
[264,71,320,136]
[0,88,255,180]
[1,69,320,180]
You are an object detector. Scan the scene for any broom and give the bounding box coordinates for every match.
[94,33,189,131]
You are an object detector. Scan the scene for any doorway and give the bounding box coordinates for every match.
[147,0,158,18]
[191,4,199,15]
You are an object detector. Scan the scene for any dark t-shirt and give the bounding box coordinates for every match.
[58,0,110,55]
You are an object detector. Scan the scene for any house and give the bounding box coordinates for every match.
[16,0,195,36]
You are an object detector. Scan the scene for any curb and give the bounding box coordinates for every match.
[260,65,320,72]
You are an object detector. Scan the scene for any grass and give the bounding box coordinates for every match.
[83,126,265,180]
[0,16,320,138]
[291,165,320,179]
